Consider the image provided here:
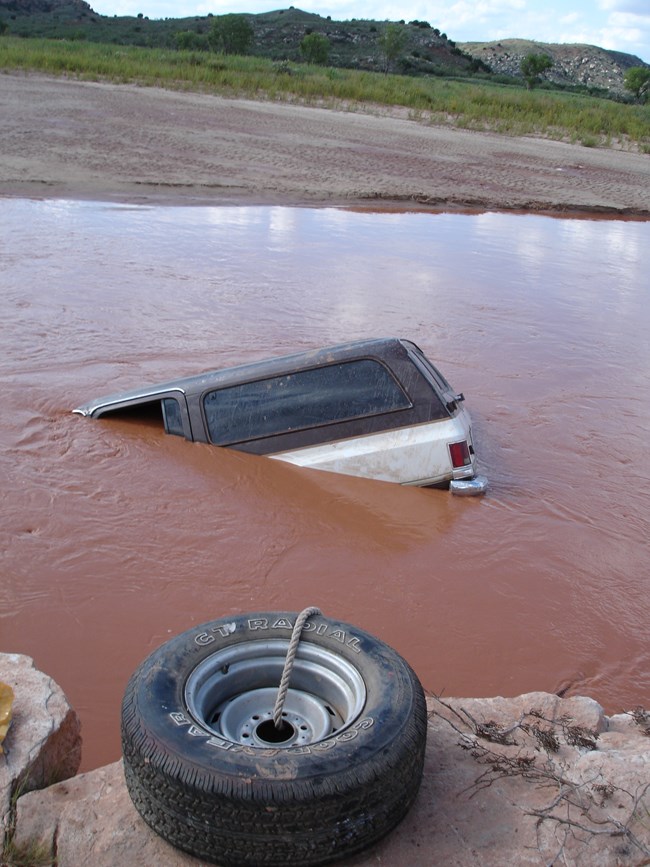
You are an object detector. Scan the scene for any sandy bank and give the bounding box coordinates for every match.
[1,73,649,215]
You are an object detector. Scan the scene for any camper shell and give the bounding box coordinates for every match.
[74,338,487,494]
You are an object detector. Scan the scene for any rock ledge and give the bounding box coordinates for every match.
[1,652,648,866]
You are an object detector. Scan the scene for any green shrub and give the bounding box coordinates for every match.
[300,32,329,65]
[208,14,253,55]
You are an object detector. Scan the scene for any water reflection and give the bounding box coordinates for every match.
[0,198,648,771]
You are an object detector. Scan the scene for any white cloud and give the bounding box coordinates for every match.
[600,7,650,58]
[601,24,646,53]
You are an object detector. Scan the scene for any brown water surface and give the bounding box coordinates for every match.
[1,199,648,772]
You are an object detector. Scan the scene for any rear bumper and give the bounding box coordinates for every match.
[450,475,488,496]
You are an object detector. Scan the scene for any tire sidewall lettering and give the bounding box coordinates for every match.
[196,617,363,654]
[129,613,415,778]
[170,712,375,755]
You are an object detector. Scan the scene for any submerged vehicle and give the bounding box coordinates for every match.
[74,338,487,495]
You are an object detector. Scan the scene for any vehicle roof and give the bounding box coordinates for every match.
[73,338,419,417]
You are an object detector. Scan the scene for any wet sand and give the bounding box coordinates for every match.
[1,73,649,215]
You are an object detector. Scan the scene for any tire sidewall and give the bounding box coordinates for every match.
[122,611,422,783]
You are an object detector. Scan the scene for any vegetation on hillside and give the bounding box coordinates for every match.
[624,67,650,102]
[1,2,647,97]
[1,36,647,151]
[0,3,485,78]
[378,24,409,75]
[520,53,553,90]
[207,14,253,56]
[300,31,329,66]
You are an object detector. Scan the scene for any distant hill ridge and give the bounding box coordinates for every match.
[0,0,91,11]
[1,0,647,94]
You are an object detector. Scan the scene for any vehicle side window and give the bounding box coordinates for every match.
[162,398,184,437]
[204,360,411,445]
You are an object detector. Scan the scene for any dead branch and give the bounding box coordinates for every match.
[428,694,650,863]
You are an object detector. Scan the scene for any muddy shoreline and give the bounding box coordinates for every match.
[1,73,649,216]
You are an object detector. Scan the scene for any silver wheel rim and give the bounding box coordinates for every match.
[185,639,366,748]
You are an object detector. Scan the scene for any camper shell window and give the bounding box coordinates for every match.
[203,359,411,445]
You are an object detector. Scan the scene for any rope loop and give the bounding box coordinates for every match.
[273,606,322,729]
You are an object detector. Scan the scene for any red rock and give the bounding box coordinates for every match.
[2,655,648,866]
[0,653,81,851]
[8,687,649,866]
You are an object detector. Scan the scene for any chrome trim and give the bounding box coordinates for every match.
[73,387,187,418]
[450,475,488,496]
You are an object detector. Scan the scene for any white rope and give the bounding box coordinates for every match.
[273,606,322,729]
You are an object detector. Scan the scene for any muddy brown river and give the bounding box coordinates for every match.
[1,198,648,772]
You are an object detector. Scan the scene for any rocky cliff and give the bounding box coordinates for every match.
[461,38,648,95]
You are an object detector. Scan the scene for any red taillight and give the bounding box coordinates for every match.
[449,440,471,468]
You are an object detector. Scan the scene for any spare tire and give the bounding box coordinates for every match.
[121,611,427,866]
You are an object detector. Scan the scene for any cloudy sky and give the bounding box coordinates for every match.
[89,0,650,62]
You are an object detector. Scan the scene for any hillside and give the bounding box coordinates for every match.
[0,0,480,76]
[1,0,648,94]
[461,39,648,95]
[242,8,479,76]
[0,0,90,13]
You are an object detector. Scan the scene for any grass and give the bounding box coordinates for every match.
[1,772,57,867]
[1,36,648,149]
[1,837,56,867]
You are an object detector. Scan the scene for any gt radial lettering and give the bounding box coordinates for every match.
[194,621,237,645]
[247,617,362,652]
